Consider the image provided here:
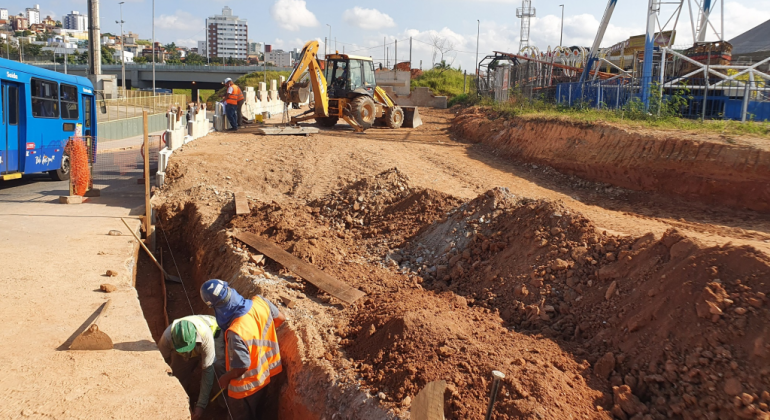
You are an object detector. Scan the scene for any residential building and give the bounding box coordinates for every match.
[13,17,29,31]
[265,49,292,67]
[26,5,40,25]
[42,15,55,26]
[265,44,272,53]
[248,41,263,57]
[205,6,247,59]
[197,40,206,57]
[113,50,134,63]
[0,9,8,20]
[63,11,87,32]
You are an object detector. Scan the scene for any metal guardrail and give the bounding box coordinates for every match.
[31,63,295,73]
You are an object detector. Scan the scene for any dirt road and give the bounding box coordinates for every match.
[163,107,770,254]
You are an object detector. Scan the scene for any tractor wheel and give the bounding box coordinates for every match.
[315,116,339,127]
[383,106,405,129]
[349,96,376,130]
[49,152,70,181]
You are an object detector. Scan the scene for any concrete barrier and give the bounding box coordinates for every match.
[215,77,310,131]
[375,70,411,96]
[157,105,213,187]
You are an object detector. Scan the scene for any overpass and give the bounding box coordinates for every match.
[32,64,294,97]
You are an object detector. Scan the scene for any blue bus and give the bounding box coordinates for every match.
[0,58,98,182]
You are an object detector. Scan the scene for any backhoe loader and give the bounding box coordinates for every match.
[278,40,419,132]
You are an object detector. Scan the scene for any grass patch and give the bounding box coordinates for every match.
[478,95,770,138]
[206,70,291,107]
[173,89,216,103]
[411,69,475,98]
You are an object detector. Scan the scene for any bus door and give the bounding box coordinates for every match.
[82,95,94,139]
[2,82,21,173]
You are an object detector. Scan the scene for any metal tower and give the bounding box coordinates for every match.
[516,0,536,52]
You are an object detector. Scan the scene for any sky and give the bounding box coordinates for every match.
[18,0,770,69]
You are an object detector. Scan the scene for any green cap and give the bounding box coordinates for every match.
[171,320,197,354]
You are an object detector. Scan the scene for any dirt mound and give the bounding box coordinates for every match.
[407,190,770,419]
[309,168,464,251]
[452,107,770,213]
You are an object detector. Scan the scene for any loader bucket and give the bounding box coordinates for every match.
[401,107,422,128]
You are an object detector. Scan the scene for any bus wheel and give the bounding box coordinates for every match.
[50,153,71,181]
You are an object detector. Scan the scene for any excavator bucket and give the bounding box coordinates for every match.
[401,107,422,128]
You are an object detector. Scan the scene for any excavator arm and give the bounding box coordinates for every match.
[279,40,329,120]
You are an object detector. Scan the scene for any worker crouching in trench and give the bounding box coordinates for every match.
[201,279,287,420]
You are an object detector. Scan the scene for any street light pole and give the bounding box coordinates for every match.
[475,19,479,77]
[117,1,125,96]
[152,0,155,94]
[559,4,565,46]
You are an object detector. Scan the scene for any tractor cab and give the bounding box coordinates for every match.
[324,54,377,99]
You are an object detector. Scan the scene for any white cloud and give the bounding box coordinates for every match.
[270,0,319,31]
[156,10,202,33]
[342,7,396,30]
[175,38,198,48]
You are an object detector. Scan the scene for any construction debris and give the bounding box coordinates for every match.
[235,232,366,305]
[70,300,113,351]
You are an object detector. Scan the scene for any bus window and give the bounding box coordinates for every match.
[84,96,92,129]
[31,78,59,118]
[61,84,79,120]
[8,86,18,125]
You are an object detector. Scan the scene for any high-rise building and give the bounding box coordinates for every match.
[63,11,87,32]
[26,5,40,25]
[205,6,247,60]
[265,49,292,67]
[0,9,9,21]
[197,40,207,58]
[247,41,263,57]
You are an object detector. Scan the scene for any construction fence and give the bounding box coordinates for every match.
[482,53,770,122]
[96,93,189,141]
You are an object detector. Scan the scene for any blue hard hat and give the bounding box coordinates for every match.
[200,279,231,308]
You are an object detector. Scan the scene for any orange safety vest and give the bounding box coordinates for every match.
[224,297,282,399]
[225,85,244,105]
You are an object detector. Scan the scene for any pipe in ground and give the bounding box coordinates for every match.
[484,370,505,420]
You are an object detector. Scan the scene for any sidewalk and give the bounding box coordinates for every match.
[0,155,189,418]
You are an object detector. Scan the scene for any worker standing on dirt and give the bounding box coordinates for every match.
[158,314,225,420]
[222,78,244,131]
[200,279,285,420]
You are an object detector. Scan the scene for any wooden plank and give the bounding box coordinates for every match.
[254,127,319,136]
[410,380,446,420]
[235,232,365,305]
[234,191,250,215]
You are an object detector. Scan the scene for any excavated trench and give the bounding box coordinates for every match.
[136,167,770,420]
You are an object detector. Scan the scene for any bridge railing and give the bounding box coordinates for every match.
[99,93,188,122]
[32,63,295,73]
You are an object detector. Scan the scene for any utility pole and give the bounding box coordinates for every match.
[475,19,480,77]
[559,4,565,46]
[87,0,101,76]
[395,39,397,65]
[409,37,412,67]
[152,0,156,94]
[326,24,331,56]
[117,1,125,96]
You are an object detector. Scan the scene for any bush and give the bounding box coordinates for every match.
[411,68,475,98]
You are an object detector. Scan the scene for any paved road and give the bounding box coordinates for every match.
[0,149,189,419]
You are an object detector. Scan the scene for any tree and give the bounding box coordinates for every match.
[133,55,148,64]
[55,20,62,28]
[101,45,116,64]
[77,51,89,64]
[184,52,206,65]
[430,35,455,71]
[25,44,42,59]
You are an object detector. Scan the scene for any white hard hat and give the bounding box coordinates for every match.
[223,78,232,84]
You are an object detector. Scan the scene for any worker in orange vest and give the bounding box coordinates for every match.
[200,279,285,419]
[222,78,244,131]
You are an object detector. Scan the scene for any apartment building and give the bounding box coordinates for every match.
[205,6,247,59]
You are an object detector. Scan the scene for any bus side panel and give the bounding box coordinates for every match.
[22,80,66,175]
[0,81,6,174]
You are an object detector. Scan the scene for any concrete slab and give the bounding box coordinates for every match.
[0,160,188,419]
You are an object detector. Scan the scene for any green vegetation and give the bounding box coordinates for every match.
[206,70,291,107]
[454,91,770,138]
[174,89,216,103]
[411,68,475,98]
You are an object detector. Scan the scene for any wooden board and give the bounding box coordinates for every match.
[235,232,366,305]
[234,191,250,215]
[254,127,319,136]
[410,380,446,420]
